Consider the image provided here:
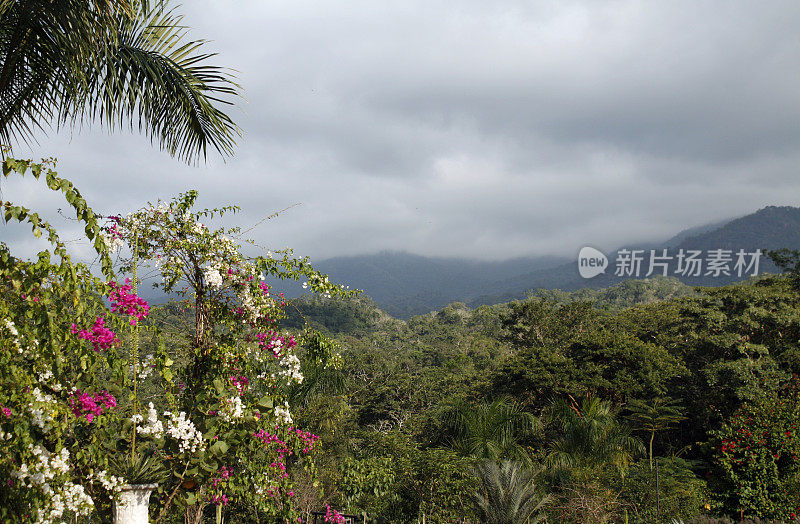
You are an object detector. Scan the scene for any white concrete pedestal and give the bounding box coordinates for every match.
[114,483,158,524]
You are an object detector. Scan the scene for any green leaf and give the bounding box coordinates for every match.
[201,460,219,473]
[209,440,229,457]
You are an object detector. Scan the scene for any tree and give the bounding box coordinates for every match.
[491,298,686,409]
[448,398,540,464]
[712,378,800,520]
[111,192,352,521]
[545,396,643,481]
[621,457,708,524]
[626,397,686,471]
[472,460,550,524]
[0,173,353,521]
[0,0,240,162]
[0,157,128,521]
[768,248,800,289]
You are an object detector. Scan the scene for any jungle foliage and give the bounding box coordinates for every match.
[254,273,800,522]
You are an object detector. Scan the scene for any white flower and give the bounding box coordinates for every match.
[101,232,124,253]
[220,396,244,423]
[237,285,260,322]
[274,402,293,425]
[15,446,92,523]
[137,354,155,380]
[203,264,224,289]
[2,318,22,353]
[28,388,57,433]
[132,402,163,438]
[89,470,126,493]
[36,369,63,391]
[3,318,18,337]
[279,354,304,385]
[164,411,204,454]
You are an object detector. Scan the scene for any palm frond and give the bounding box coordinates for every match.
[545,396,644,480]
[0,0,131,142]
[0,0,240,163]
[80,1,241,162]
[449,398,541,463]
[472,460,551,524]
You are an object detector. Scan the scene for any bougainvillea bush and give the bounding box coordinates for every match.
[712,376,800,520]
[0,156,134,522]
[0,156,351,522]
[109,190,352,522]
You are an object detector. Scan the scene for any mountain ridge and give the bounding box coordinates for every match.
[286,206,799,318]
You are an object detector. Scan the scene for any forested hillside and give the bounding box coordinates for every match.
[267,206,800,318]
[4,2,799,523]
[185,273,800,522]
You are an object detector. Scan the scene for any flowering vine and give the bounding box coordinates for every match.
[103,191,355,521]
[1,160,354,522]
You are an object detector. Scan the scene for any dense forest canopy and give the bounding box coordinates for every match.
[161,272,800,522]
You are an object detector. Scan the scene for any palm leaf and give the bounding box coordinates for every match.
[545,396,644,480]
[472,460,551,524]
[0,0,130,140]
[0,0,240,163]
[448,398,541,463]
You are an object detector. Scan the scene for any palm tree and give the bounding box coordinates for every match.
[626,397,685,470]
[0,0,240,162]
[472,460,551,524]
[545,396,644,481]
[448,398,541,464]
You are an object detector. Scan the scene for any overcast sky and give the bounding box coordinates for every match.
[5,0,800,262]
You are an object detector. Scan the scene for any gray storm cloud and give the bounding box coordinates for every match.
[3,0,800,262]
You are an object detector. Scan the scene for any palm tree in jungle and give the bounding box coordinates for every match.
[472,460,551,524]
[545,396,644,481]
[449,398,541,464]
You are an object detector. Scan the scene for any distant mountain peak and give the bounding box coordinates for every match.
[267,206,800,318]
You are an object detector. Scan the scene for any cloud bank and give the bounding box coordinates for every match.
[4,0,800,261]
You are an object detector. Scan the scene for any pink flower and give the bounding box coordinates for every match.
[229,375,249,395]
[254,331,296,358]
[69,390,117,422]
[72,317,119,351]
[108,279,150,325]
[324,505,346,524]
[208,494,229,506]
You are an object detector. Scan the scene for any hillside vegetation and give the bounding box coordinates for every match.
[257,273,800,522]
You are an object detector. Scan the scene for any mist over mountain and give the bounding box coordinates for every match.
[469,206,800,309]
[137,206,798,319]
[302,252,569,319]
[268,206,797,319]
